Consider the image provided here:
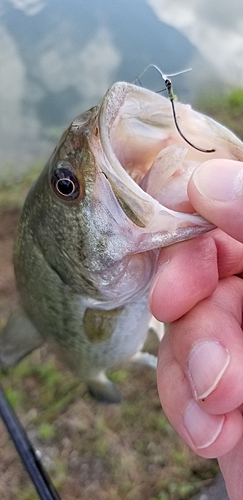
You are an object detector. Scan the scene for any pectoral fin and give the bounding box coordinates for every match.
[0,306,43,367]
[148,316,165,341]
[129,351,157,369]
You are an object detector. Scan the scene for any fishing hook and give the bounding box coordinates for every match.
[135,64,215,154]
[0,383,61,500]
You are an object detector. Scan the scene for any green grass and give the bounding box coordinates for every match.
[196,86,243,140]
[37,422,56,440]
[0,161,43,209]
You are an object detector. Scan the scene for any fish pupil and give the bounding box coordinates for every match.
[57,178,75,196]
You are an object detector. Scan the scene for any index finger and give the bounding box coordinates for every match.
[149,230,243,323]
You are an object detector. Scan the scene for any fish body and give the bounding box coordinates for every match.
[1,82,243,402]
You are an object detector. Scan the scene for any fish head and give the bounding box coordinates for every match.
[15,106,107,300]
[15,82,243,307]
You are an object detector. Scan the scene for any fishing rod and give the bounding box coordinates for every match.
[0,383,61,500]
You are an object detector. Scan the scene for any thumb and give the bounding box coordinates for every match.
[188,159,243,243]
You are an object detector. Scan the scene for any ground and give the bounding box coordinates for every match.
[0,207,218,500]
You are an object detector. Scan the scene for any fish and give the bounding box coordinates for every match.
[1,81,243,403]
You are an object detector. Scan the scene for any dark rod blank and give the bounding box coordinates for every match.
[0,384,61,500]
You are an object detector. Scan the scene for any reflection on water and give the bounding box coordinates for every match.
[149,0,243,88]
[0,0,232,173]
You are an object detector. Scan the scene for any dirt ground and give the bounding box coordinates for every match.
[0,207,219,500]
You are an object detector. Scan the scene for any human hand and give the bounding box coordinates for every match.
[149,159,243,500]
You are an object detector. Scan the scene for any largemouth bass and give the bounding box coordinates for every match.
[1,82,243,402]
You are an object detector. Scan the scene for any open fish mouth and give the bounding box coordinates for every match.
[96,82,216,242]
[90,81,243,250]
[100,82,243,206]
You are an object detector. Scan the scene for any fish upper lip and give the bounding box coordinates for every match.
[94,82,215,237]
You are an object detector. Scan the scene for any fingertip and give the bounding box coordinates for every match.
[185,407,243,460]
[189,159,243,202]
[157,334,243,461]
[188,160,243,242]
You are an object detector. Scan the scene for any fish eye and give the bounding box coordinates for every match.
[51,163,80,200]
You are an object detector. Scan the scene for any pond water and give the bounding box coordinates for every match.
[0,0,242,174]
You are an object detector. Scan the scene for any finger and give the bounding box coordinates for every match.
[169,276,243,415]
[149,229,243,323]
[219,437,243,500]
[188,159,243,242]
[149,234,218,322]
[157,331,243,459]
[213,229,243,278]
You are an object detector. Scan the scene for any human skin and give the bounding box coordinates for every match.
[149,159,243,500]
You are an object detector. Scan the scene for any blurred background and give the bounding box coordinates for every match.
[1,0,243,175]
[0,1,242,499]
